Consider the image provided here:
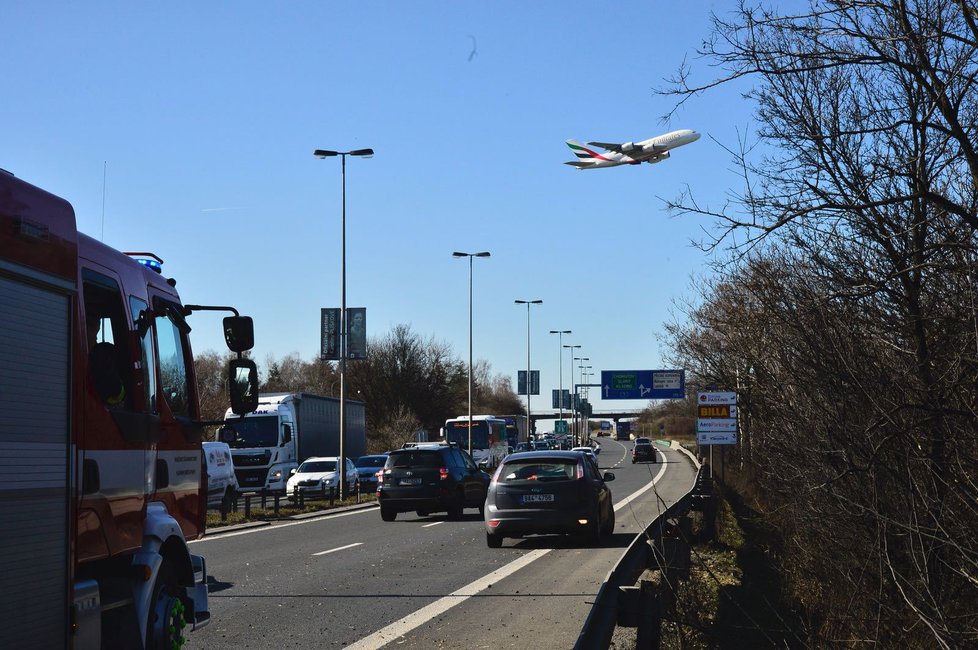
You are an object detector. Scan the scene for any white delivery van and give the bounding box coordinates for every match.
[203,441,239,511]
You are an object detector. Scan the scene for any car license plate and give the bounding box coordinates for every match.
[399,478,421,485]
[521,494,554,503]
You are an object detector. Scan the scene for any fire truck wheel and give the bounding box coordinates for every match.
[146,560,188,650]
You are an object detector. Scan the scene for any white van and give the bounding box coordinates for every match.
[203,441,239,511]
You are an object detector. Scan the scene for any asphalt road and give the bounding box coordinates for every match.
[190,439,698,649]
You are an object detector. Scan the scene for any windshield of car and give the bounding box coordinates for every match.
[298,460,337,473]
[388,451,442,468]
[356,456,387,468]
[498,459,578,483]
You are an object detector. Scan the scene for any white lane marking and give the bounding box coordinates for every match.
[614,454,668,512]
[422,521,444,528]
[345,549,551,650]
[313,542,363,556]
[190,506,374,543]
[346,459,671,649]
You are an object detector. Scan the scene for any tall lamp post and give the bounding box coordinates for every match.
[563,344,581,441]
[314,147,373,499]
[515,299,543,438]
[574,356,590,445]
[550,331,571,423]
[454,251,491,456]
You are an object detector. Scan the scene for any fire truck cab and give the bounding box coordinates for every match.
[0,169,259,649]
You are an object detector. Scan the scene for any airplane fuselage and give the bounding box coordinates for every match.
[565,129,701,169]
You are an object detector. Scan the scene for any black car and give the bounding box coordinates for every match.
[377,442,490,521]
[632,437,656,463]
[484,450,615,547]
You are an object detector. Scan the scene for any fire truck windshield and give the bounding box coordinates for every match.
[223,416,280,448]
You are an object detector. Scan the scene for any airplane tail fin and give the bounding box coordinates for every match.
[565,139,599,168]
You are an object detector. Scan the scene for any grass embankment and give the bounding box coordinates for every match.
[659,487,806,649]
[205,493,376,529]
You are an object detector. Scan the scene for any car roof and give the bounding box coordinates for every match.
[301,456,339,462]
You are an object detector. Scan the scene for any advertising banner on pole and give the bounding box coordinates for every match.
[347,307,366,359]
[320,308,340,361]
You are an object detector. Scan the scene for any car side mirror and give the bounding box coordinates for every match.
[603,472,615,482]
[289,468,297,476]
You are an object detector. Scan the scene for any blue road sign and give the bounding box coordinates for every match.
[600,369,685,400]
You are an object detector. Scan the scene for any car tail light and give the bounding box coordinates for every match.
[439,467,449,480]
[487,520,501,528]
[576,460,584,480]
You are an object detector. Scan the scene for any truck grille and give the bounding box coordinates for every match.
[236,468,268,488]
[233,451,271,467]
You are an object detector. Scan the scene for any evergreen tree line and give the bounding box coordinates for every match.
[659,1,978,646]
[194,323,523,453]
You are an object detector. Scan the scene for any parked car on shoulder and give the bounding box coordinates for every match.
[354,454,388,492]
[286,456,359,500]
[484,450,615,547]
[632,438,656,463]
[377,442,490,521]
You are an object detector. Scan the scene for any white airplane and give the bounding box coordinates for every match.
[564,129,701,169]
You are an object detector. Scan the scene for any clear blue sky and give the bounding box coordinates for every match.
[4,1,755,428]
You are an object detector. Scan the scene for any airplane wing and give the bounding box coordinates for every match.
[587,141,665,154]
[564,161,592,168]
[587,141,626,153]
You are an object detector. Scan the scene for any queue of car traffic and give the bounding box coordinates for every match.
[209,434,661,549]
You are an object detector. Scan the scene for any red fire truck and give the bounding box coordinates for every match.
[0,169,259,648]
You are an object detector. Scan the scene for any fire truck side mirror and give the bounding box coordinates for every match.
[229,358,259,415]
[223,316,255,353]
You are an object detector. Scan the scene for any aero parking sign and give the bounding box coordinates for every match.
[696,391,737,445]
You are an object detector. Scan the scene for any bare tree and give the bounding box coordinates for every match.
[661,1,978,645]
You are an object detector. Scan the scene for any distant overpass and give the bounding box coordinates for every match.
[528,410,645,428]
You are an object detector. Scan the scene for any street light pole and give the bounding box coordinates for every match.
[515,299,543,438]
[454,251,491,457]
[549,331,571,423]
[314,147,373,499]
[574,356,589,445]
[563,344,580,441]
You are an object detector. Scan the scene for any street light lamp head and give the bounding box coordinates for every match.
[453,251,491,258]
[550,330,572,334]
[314,148,375,158]
[514,299,543,305]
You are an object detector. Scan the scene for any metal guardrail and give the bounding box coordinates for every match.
[574,465,711,649]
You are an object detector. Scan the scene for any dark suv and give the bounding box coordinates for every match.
[377,442,490,521]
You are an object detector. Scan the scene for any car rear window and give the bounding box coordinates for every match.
[388,451,442,468]
[498,459,577,483]
[356,456,387,468]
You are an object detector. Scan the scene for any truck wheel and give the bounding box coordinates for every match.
[380,505,396,521]
[146,560,187,650]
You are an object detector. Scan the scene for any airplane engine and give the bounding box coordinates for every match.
[620,141,636,152]
[647,152,671,164]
